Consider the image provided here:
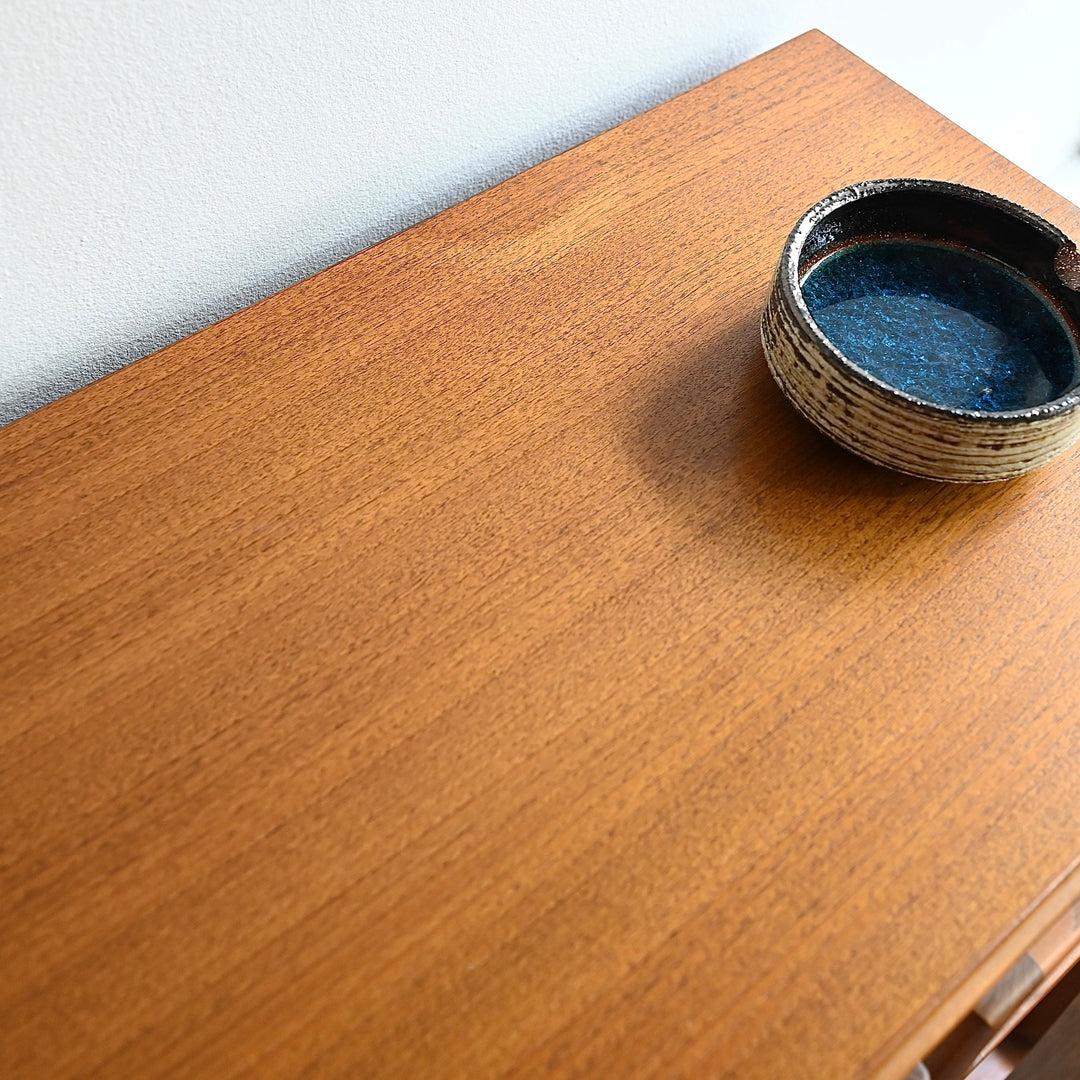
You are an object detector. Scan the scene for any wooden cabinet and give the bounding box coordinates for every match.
[3,31,1080,1080]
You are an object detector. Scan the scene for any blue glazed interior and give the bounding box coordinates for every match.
[800,238,1080,411]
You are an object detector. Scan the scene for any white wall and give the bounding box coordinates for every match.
[2,0,1078,424]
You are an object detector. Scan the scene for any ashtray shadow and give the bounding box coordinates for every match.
[629,308,1028,588]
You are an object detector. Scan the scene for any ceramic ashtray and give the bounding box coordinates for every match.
[761,178,1080,481]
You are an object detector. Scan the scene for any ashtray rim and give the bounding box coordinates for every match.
[776,177,1080,425]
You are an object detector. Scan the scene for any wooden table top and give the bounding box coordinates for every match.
[4,30,1080,1080]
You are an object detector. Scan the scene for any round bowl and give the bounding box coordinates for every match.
[761,178,1080,481]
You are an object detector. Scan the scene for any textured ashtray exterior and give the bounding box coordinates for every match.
[761,180,1080,482]
[762,289,1080,481]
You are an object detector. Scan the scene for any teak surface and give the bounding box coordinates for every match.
[4,31,1080,1080]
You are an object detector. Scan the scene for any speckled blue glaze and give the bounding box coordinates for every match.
[800,239,1079,411]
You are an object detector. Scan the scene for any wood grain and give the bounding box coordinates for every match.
[3,30,1080,1080]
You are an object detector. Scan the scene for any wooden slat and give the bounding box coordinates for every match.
[977,902,1080,1028]
[3,30,1080,1080]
